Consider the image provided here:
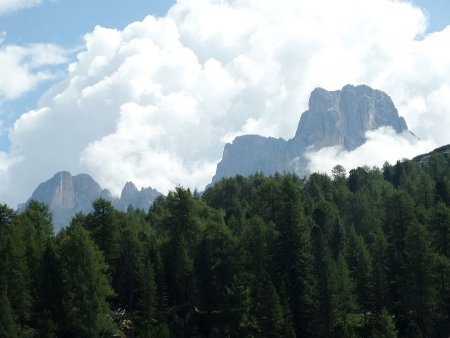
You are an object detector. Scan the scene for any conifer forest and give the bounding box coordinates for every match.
[1,150,449,338]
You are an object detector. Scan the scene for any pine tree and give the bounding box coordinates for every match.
[86,198,120,268]
[403,222,436,337]
[224,277,254,337]
[430,202,450,257]
[310,225,337,338]
[275,176,314,337]
[152,249,169,322]
[0,204,31,328]
[17,200,55,332]
[372,308,397,338]
[253,279,285,338]
[432,254,450,337]
[58,223,116,337]
[241,216,277,284]
[195,220,237,311]
[0,287,19,338]
[353,235,372,330]
[135,244,157,326]
[165,233,195,305]
[384,191,416,326]
[115,224,141,313]
[369,228,389,322]
[334,253,357,334]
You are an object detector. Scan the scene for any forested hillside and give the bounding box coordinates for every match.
[1,150,449,337]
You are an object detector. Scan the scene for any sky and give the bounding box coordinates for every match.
[0,0,450,207]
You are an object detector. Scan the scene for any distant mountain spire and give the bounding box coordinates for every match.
[20,172,161,230]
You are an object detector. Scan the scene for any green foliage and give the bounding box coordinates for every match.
[58,223,115,337]
[403,222,436,337]
[1,150,450,337]
[372,308,398,338]
[253,279,286,337]
[0,287,19,338]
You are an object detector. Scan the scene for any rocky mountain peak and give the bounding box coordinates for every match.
[21,172,161,230]
[212,84,411,183]
[292,84,408,151]
[121,181,139,200]
[30,171,76,211]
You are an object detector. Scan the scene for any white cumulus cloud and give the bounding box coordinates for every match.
[0,0,44,15]
[0,43,68,100]
[1,0,450,207]
[305,128,435,176]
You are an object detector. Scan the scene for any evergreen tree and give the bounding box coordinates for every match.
[432,254,450,337]
[224,277,254,337]
[135,244,158,335]
[353,235,372,331]
[58,223,115,337]
[86,198,120,268]
[241,216,277,283]
[403,222,436,337]
[430,203,450,257]
[334,253,357,334]
[0,287,19,338]
[152,249,169,322]
[195,220,237,312]
[310,225,337,338]
[115,224,141,313]
[384,190,416,326]
[372,308,398,338]
[165,233,196,305]
[369,228,389,322]
[0,204,31,328]
[274,176,314,337]
[17,200,55,332]
[253,279,286,338]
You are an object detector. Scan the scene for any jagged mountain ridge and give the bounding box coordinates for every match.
[21,171,161,230]
[413,144,450,163]
[212,84,410,183]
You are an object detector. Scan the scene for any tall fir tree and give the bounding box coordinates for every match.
[58,223,116,337]
[275,176,314,337]
[0,287,19,338]
[310,225,337,338]
[403,222,436,337]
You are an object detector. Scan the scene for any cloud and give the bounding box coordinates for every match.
[1,0,450,207]
[0,0,44,15]
[304,128,435,176]
[0,43,68,100]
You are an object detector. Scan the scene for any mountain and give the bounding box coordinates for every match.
[212,84,410,183]
[20,171,161,230]
[114,181,161,212]
[413,144,450,163]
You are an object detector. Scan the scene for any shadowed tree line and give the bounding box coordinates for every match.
[0,151,449,337]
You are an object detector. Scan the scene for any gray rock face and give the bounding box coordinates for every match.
[21,172,161,230]
[114,181,161,212]
[290,84,407,153]
[213,84,409,182]
[212,135,289,183]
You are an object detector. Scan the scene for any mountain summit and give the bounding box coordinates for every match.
[20,172,161,230]
[213,84,410,183]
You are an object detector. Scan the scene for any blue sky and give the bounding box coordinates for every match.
[1,0,450,206]
[413,0,449,33]
[0,0,174,45]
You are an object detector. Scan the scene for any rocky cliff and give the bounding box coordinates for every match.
[213,84,410,183]
[21,172,161,230]
[114,181,161,212]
